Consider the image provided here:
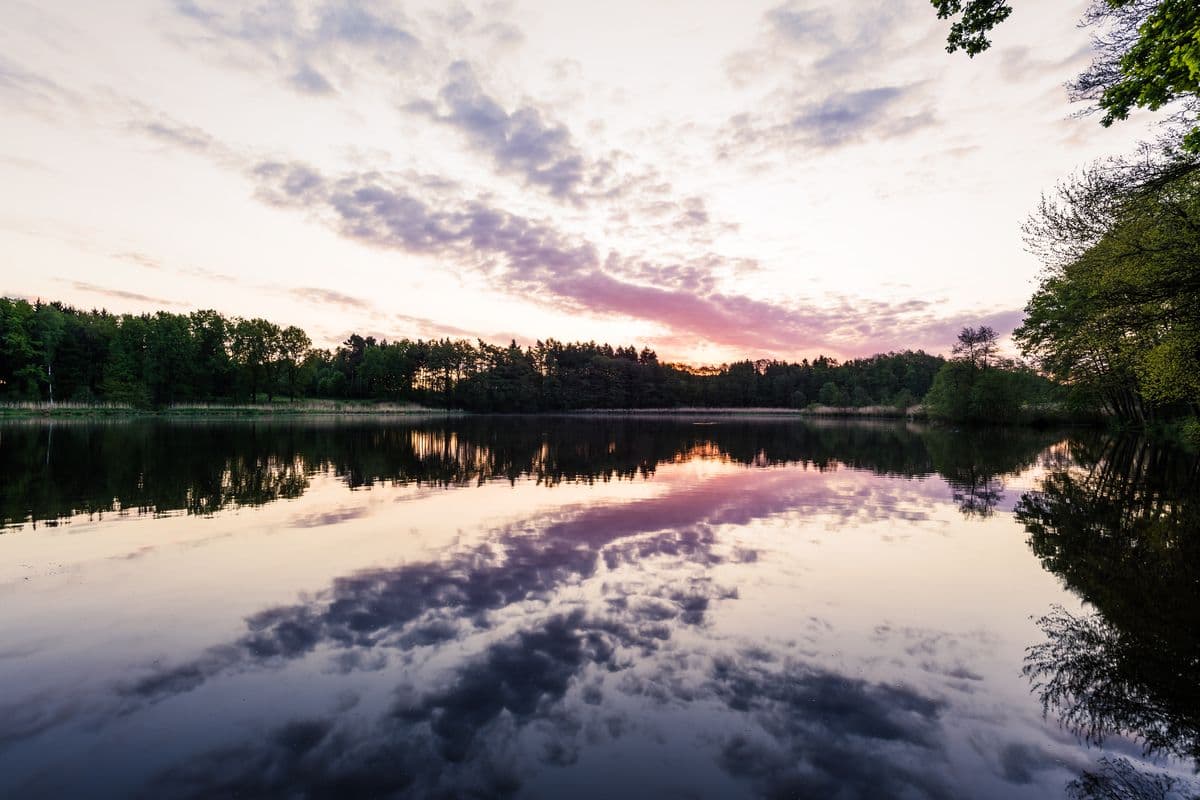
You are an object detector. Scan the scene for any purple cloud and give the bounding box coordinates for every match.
[727,84,937,152]
[247,159,1019,357]
[411,61,592,198]
[170,0,419,95]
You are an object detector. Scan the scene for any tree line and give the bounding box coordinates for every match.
[0,297,946,411]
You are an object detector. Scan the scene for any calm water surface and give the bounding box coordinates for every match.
[0,418,1197,799]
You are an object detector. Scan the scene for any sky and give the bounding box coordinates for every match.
[0,0,1161,364]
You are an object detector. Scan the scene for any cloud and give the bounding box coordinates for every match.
[0,421,1072,799]
[710,659,953,799]
[721,2,940,161]
[243,157,1012,357]
[764,4,836,45]
[128,116,1020,359]
[726,84,937,152]
[288,62,334,94]
[66,281,181,307]
[726,1,906,87]
[290,286,372,310]
[288,287,489,345]
[997,742,1070,785]
[101,456,1032,714]
[289,505,369,527]
[249,157,599,281]
[410,61,595,199]
[996,43,1094,83]
[0,56,81,119]
[105,465,951,710]
[170,0,420,95]
[112,251,165,270]
[136,117,239,164]
[0,154,52,172]
[131,609,968,800]
[139,120,214,152]
[403,61,740,243]
[390,313,480,341]
[132,111,744,330]
[792,86,914,147]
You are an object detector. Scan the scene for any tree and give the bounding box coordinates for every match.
[230,318,281,402]
[144,312,197,405]
[934,0,1200,149]
[102,314,151,407]
[951,325,999,369]
[278,326,311,400]
[892,388,916,411]
[1015,153,1200,422]
[817,381,844,406]
[190,310,232,399]
[931,0,1012,56]
[924,361,976,421]
[32,302,66,403]
[0,298,40,398]
[925,326,1045,422]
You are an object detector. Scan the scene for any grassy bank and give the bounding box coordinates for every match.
[803,402,1105,427]
[566,407,912,419]
[800,404,913,419]
[0,400,456,418]
[569,407,807,417]
[0,400,1112,427]
[0,401,139,418]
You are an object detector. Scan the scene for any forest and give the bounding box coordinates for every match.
[0,296,947,412]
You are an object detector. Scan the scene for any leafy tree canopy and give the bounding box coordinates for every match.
[933,0,1200,149]
[1015,148,1200,421]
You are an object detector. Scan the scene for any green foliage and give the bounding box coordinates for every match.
[935,0,1200,149]
[1095,0,1200,143]
[0,296,954,412]
[924,361,975,421]
[1137,334,1200,404]
[925,327,1061,423]
[817,381,844,406]
[1015,156,1200,423]
[1180,417,1200,448]
[891,388,916,410]
[931,0,1012,56]
[0,297,41,398]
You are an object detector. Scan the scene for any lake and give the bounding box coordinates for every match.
[1,417,1196,799]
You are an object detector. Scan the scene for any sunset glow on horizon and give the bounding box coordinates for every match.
[0,0,1159,364]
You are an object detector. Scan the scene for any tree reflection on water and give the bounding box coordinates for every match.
[1017,435,1200,798]
[1,417,1058,528]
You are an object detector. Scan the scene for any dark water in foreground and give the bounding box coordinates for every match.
[1,418,1197,799]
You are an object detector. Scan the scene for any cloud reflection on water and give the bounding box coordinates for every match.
[5,421,1189,799]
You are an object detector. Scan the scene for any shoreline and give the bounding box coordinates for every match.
[0,401,458,419]
[0,401,1087,425]
[0,402,915,420]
